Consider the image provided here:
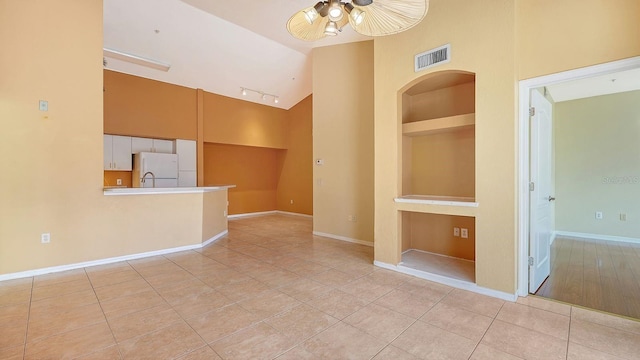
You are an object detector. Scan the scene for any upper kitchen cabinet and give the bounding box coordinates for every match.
[174,139,196,171]
[104,135,132,171]
[131,137,174,154]
[175,139,197,187]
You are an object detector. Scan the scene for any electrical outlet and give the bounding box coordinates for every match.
[453,227,460,237]
[290,199,294,205]
[223,210,227,217]
[41,233,51,244]
[595,211,603,220]
[461,228,468,239]
[620,213,627,221]
[116,179,122,186]
[348,215,357,222]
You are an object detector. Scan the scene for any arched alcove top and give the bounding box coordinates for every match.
[401,70,476,124]
[401,70,476,96]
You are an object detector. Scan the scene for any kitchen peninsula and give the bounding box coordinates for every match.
[99,185,235,264]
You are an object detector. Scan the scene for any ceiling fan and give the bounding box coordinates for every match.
[287,0,429,41]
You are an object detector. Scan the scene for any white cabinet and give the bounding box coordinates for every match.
[104,135,132,171]
[178,170,196,187]
[175,139,197,187]
[131,137,153,153]
[174,139,196,171]
[131,137,174,154]
[153,139,174,154]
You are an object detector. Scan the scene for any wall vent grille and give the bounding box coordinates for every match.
[415,44,451,72]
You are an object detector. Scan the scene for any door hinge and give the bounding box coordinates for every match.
[528,257,534,266]
[529,182,535,191]
[529,107,535,116]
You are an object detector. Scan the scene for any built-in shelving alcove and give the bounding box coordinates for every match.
[397,70,477,283]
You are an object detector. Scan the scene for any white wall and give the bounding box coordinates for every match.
[554,90,640,240]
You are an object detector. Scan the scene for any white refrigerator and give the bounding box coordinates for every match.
[132,152,179,188]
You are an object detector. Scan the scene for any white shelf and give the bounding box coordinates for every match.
[394,195,478,217]
[402,113,475,136]
[395,195,478,207]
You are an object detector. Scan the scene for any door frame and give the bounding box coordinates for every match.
[517,56,640,297]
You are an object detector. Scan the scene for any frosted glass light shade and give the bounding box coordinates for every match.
[287,5,349,41]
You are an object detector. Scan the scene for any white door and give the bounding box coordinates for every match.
[529,89,554,293]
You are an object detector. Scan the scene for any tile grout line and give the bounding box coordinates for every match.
[83,267,124,360]
[465,301,526,360]
[21,276,35,359]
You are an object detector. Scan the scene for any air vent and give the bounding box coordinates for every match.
[415,44,451,72]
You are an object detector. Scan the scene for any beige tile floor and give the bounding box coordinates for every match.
[1,214,640,359]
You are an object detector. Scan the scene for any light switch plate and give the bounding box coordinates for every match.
[39,100,48,111]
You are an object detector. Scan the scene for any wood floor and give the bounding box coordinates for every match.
[536,236,640,319]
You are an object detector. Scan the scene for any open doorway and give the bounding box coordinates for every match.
[518,57,640,319]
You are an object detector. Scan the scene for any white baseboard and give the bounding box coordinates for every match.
[312,231,373,247]
[228,210,313,219]
[228,210,278,219]
[202,230,228,247]
[276,211,313,218]
[0,229,229,282]
[373,260,517,302]
[554,231,640,245]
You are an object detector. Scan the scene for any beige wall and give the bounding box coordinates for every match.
[313,41,374,243]
[403,212,476,261]
[0,0,226,276]
[555,91,640,240]
[516,0,640,80]
[374,0,516,293]
[277,96,313,215]
[409,128,475,197]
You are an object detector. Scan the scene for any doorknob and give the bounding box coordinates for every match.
[547,196,556,202]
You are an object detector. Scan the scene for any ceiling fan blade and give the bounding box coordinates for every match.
[349,0,428,36]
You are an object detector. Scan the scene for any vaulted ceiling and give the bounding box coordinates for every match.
[103,0,370,110]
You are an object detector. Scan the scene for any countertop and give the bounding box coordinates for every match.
[103,185,235,196]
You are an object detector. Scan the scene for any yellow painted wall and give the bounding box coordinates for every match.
[555,91,640,239]
[516,0,640,80]
[371,0,640,294]
[277,95,313,215]
[0,0,227,276]
[313,41,374,243]
[409,128,475,197]
[403,212,476,261]
[374,0,516,292]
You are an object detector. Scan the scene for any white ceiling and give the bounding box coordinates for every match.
[103,0,370,110]
[546,67,640,103]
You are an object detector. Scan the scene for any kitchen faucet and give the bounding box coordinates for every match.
[142,171,156,188]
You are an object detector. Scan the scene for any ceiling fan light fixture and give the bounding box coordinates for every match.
[324,21,339,36]
[328,0,344,21]
[303,2,325,24]
[344,3,365,26]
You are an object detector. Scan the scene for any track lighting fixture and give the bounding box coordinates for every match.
[240,87,280,104]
